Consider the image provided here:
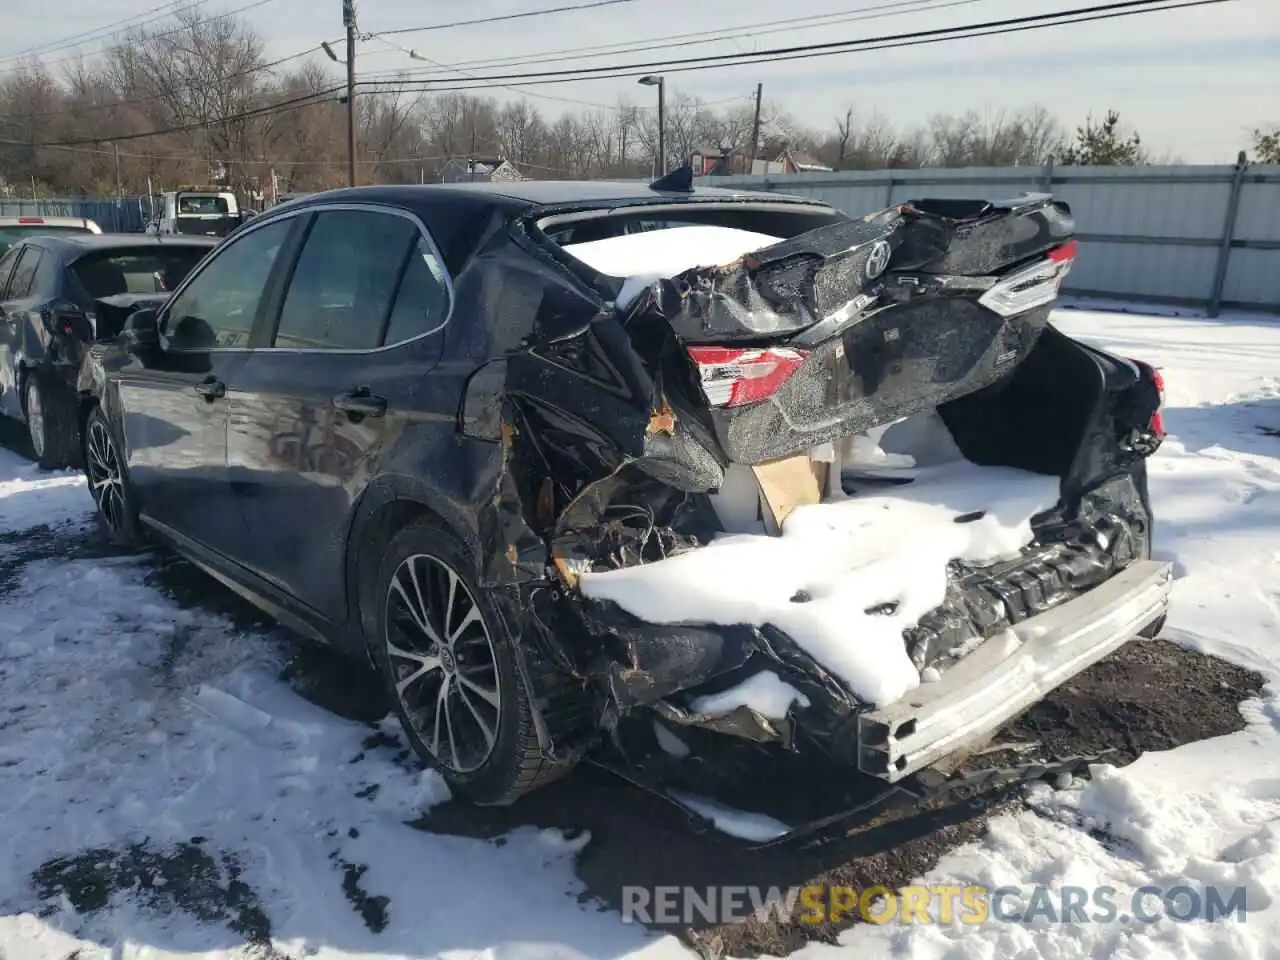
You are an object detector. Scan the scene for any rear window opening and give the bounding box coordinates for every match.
[73,247,209,298]
[538,202,846,284]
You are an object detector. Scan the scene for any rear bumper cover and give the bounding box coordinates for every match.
[857,558,1172,782]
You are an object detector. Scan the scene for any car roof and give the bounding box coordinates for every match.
[23,233,219,252]
[284,180,825,213]
[0,215,96,227]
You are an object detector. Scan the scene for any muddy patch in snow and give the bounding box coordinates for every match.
[29,840,279,954]
[0,519,136,599]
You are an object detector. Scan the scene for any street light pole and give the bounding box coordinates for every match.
[638,75,664,176]
[343,0,357,187]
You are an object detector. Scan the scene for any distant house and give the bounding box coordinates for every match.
[439,157,525,183]
[690,145,743,177]
[750,148,834,175]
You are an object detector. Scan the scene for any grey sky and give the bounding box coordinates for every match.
[3,0,1277,162]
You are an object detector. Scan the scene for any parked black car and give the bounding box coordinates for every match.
[76,180,1169,818]
[0,234,216,468]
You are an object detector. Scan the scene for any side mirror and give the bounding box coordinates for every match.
[122,308,161,354]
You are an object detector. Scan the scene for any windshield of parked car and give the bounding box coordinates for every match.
[177,194,230,215]
[72,246,210,298]
[0,224,93,255]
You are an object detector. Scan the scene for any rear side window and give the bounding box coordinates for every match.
[7,247,42,299]
[273,209,421,350]
[73,246,209,299]
[382,238,450,345]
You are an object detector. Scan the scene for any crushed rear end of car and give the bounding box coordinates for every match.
[471,186,1170,836]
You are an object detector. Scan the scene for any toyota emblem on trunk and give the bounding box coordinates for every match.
[866,240,891,280]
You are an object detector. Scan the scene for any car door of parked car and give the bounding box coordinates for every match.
[114,215,303,558]
[224,204,450,624]
[0,244,51,420]
[0,244,26,419]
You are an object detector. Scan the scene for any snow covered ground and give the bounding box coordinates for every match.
[1,305,1279,959]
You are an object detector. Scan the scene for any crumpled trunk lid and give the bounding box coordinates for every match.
[621,194,1076,465]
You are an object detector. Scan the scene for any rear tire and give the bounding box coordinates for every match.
[24,372,80,471]
[370,518,574,805]
[83,404,142,545]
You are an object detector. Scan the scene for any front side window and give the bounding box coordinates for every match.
[273,209,421,350]
[163,217,293,350]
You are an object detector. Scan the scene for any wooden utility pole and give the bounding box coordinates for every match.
[343,0,357,187]
[114,143,123,198]
[747,83,763,174]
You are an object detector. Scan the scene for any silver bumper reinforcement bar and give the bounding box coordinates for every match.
[858,558,1174,783]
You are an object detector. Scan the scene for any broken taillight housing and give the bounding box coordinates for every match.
[687,345,808,408]
[977,239,1077,317]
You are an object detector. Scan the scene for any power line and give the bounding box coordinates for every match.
[9,0,1235,149]
[374,0,640,37]
[0,46,326,121]
[356,0,985,79]
[0,0,283,75]
[353,0,1236,92]
[41,86,346,146]
[0,1,199,63]
[365,34,749,112]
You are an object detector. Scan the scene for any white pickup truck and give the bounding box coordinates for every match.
[146,188,245,238]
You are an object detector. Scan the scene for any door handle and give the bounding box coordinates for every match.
[333,388,386,419]
[193,377,225,400]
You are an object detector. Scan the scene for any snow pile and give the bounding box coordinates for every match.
[562,224,782,310]
[562,224,781,278]
[690,670,811,719]
[665,791,792,844]
[580,460,1061,707]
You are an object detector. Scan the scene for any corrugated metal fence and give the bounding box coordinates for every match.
[0,195,156,233]
[707,161,1280,315]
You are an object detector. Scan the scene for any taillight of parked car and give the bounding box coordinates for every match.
[687,345,809,408]
[977,239,1078,318]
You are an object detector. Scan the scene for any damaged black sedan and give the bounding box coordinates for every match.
[76,177,1170,822]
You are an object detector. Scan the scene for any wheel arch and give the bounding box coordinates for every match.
[345,475,482,663]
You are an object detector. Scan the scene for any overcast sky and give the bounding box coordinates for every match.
[3,0,1277,162]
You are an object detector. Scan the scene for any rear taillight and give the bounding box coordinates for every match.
[1128,358,1165,440]
[1145,363,1165,439]
[687,345,808,408]
[978,241,1077,317]
[17,216,44,224]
